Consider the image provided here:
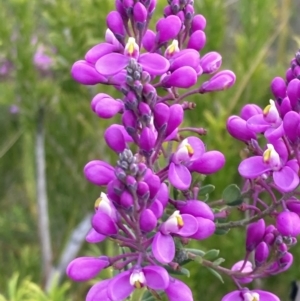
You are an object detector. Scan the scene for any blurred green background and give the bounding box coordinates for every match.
[1,0,300,300]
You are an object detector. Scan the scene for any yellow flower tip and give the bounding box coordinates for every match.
[127,37,136,55]
[94,197,102,210]
[168,39,179,54]
[263,148,271,163]
[185,144,194,156]
[176,215,184,228]
[263,104,271,116]
[134,281,143,289]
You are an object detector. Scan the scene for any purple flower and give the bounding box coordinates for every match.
[276,211,300,237]
[238,141,299,192]
[231,260,253,284]
[222,290,280,301]
[165,278,194,301]
[84,160,115,186]
[152,211,198,263]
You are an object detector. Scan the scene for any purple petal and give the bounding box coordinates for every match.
[86,279,111,301]
[271,77,286,100]
[156,15,182,44]
[152,232,175,263]
[238,156,270,178]
[252,290,280,301]
[200,51,222,74]
[272,138,288,163]
[276,211,300,237]
[106,11,125,38]
[166,104,184,137]
[104,125,127,153]
[91,94,123,119]
[273,166,299,192]
[84,160,115,186]
[66,256,109,281]
[187,30,206,51]
[176,200,214,220]
[176,214,198,236]
[240,104,262,121]
[85,43,118,64]
[143,266,169,290]
[168,163,191,190]
[186,136,205,161]
[189,217,215,240]
[138,53,170,76]
[142,29,156,52]
[191,14,206,32]
[107,271,134,301]
[246,219,265,252]
[86,228,106,243]
[247,114,270,132]
[165,278,193,301]
[227,115,256,142]
[264,124,284,143]
[169,49,200,72]
[71,60,107,85]
[163,66,197,88]
[156,183,169,208]
[189,150,225,174]
[139,209,157,232]
[92,211,118,236]
[95,53,129,76]
[287,159,299,174]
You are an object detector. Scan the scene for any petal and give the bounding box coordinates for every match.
[264,124,284,143]
[176,200,214,220]
[107,271,134,301]
[104,125,127,153]
[142,29,156,52]
[168,163,191,190]
[143,266,169,290]
[186,137,205,161]
[238,156,270,178]
[84,160,115,186]
[189,150,225,174]
[252,290,280,301]
[66,256,109,281]
[139,53,170,76]
[85,43,118,64]
[152,232,175,263]
[92,211,118,236]
[95,53,129,76]
[273,166,299,192]
[86,279,111,301]
[176,214,198,236]
[189,217,215,240]
[86,228,106,243]
[221,290,243,301]
[246,114,270,132]
[163,66,197,88]
[156,15,182,44]
[165,278,193,301]
[149,199,164,219]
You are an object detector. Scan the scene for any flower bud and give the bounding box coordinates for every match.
[139,127,156,154]
[286,67,295,82]
[144,170,161,199]
[91,94,123,119]
[270,77,286,100]
[226,115,256,142]
[287,78,300,109]
[92,211,118,236]
[245,219,265,252]
[104,125,127,153]
[139,209,157,232]
[191,14,206,33]
[276,211,300,237]
[133,2,147,27]
[283,111,300,143]
[106,11,126,41]
[231,261,253,284]
[166,104,184,136]
[199,70,236,93]
[176,200,214,220]
[254,241,269,267]
[240,104,262,120]
[162,66,198,88]
[286,198,300,214]
[142,29,156,52]
[120,190,134,208]
[200,51,222,74]
[122,110,137,134]
[84,161,115,186]
[187,30,206,51]
[156,15,182,44]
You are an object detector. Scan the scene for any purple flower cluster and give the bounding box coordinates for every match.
[224,50,300,300]
[67,1,236,300]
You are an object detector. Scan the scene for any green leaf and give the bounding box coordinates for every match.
[185,248,206,257]
[222,184,242,205]
[130,287,147,301]
[206,267,224,283]
[199,184,215,195]
[204,249,220,260]
[214,228,230,235]
[164,266,191,277]
[213,258,225,266]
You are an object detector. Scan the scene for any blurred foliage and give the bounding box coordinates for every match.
[0,0,300,300]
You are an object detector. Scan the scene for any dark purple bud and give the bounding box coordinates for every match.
[123,0,134,16]
[92,211,118,236]
[106,11,126,41]
[84,161,115,186]
[191,14,206,33]
[110,178,125,195]
[115,167,127,182]
[254,241,269,267]
[246,219,265,252]
[200,51,222,74]
[287,78,300,109]
[270,77,286,100]
[137,162,148,178]
[91,94,123,119]
[277,242,287,256]
[124,91,138,110]
[277,252,293,272]
[286,67,295,83]
[283,111,300,143]
[71,60,107,85]
[144,169,161,199]
[67,256,109,281]
[122,110,137,134]
[279,97,292,117]
[276,211,300,237]
[153,103,170,131]
[138,102,152,123]
[240,104,262,120]
[115,0,128,20]
[142,30,156,52]
[226,115,256,142]
[120,190,134,208]
[139,127,156,153]
[166,104,184,136]
[171,0,180,13]
[164,5,172,16]
[184,4,194,20]
[163,66,198,88]
[104,125,127,153]
[142,83,157,106]
[139,209,157,232]
[199,70,236,93]
[286,198,300,214]
[148,0,157,15]
[156,15,182,44]
[126,175,137,191]
[187,30,206,51]
[137,181,150,199]
[133,2,147,27]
